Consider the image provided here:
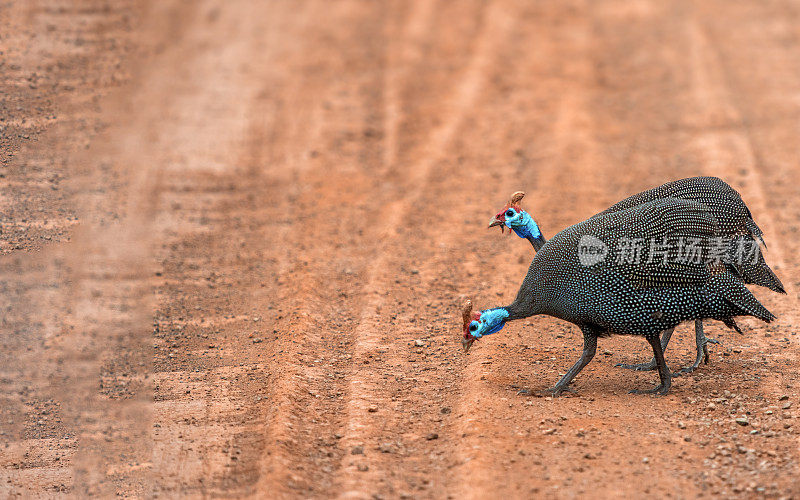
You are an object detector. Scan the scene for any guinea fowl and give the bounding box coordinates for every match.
[486,177,785,374]
[463,197,776,396]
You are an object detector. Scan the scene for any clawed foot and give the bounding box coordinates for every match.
[673,365,699,377]
[547,385,576,397]
[615,360,657,372]
[680,337,720,374]
[541,385,577,397]
[629,384,670,396]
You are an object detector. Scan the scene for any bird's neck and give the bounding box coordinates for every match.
[480,298,541,337]
[526,233,547,251]
[503,293,542,321]
[512,211,546,250]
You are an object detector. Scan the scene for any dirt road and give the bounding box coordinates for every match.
[1,0,799,497]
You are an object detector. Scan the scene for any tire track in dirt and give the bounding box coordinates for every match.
[144,3,393,495]
[4,1,302,495]
[100,0,344,492]
[333,2,518,496]
[74,2,282,494]
[142,45,332,489]
[137,2,364,496]
[54,2,249,494]
[252,2,398,496]
[381,0,437,173]
[0,1,166,496]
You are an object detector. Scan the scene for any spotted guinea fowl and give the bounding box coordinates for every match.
[486,177,785,374]
[463,197,776,396]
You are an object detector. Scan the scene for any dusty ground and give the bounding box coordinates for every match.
[1,0,799,498]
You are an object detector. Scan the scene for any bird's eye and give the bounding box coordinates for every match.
[469,322,478,332]
[505,209,515,217]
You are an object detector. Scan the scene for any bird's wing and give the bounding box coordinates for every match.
[590,198,720,288]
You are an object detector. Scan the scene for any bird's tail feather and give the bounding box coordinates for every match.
[725,288,776,323]
[738,259,786,294]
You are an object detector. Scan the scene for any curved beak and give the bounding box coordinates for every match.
[488,216,504,228]
[462,335,475,352]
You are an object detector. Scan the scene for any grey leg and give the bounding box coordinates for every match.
[546,325,598,397]
[674,320,719,376]
[630,332,672,395]
[616,328,674,371]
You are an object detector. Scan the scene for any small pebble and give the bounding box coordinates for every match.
[735,417,749,426]
[426,433,439,441]
[414,339,424,347]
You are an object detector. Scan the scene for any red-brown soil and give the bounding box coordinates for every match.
[1,1,799,498]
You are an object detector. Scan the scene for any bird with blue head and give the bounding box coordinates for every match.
[487,191,546,251]
[461,300,509,352]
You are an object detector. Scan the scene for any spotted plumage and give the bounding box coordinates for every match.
[465,197,777,396]
[487,177,785,374]
[597,177,784,295]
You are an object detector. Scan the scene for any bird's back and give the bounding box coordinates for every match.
[517,198,774,337]
[596,176,752,234]
[595,176,784,293]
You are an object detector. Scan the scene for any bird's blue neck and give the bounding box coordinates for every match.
[510,211,540,239]
[480,308,510,336]
[510,211,546,250]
